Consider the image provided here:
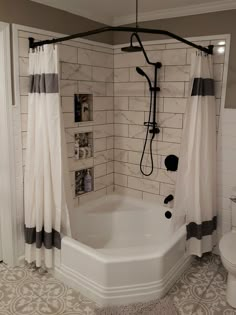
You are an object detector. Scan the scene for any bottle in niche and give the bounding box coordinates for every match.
[81,96,89,121]
[74,94,81,122]
[84,169,92,192]
[74,140,79,160]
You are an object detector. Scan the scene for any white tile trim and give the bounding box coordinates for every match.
[0,22,18,266]
[113,0,236,26]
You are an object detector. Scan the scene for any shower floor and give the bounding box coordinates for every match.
[0,254,235,314]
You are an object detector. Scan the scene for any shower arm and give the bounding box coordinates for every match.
[28,26,214,55]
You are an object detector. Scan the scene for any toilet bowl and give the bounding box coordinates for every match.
[219,231,236,308]
[219,196,236,308]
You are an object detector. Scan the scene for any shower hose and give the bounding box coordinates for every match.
[140,92,155,176]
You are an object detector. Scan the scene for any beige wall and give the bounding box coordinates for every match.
[113,10,236,109]
[0,0,112,44]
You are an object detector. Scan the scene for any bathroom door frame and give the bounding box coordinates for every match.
[0,21,18,266]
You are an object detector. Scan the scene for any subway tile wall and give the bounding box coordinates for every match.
[113,40,224,206]
[17,30,114,209]
[14,28,231,259]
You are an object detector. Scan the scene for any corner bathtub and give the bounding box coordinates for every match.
[54,194,191,306]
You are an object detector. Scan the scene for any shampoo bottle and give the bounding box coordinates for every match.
[84,169,92,192]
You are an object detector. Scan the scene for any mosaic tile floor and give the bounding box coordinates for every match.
[0,254,235,314]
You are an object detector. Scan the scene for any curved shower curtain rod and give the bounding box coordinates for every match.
[28,26,214,54]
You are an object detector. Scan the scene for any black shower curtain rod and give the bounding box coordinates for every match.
[28,26,214,54]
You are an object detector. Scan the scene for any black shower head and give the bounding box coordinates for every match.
[136,66,145,76]
[121,45,142,52]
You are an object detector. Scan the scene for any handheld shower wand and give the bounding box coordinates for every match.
[136,63,162,176]
[122,33,162,176]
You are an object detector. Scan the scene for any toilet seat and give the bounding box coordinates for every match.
[219,232,236,266]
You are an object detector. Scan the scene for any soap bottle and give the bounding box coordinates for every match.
[84,169,92,192]
[74,140,79,160]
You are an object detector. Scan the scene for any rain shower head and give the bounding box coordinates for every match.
[121,45,142,52]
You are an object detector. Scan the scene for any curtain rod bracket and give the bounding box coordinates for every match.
[29,37,35,49]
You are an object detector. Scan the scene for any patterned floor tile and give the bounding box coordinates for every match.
[0,263,7,273]
[169,254,236,315]
[0,255,236,314]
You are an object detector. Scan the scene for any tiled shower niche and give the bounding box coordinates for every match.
[74,132,93,160]
[74,94,93,123]
[75,168,94,196]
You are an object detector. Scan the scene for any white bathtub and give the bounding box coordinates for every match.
[54,194,191,306]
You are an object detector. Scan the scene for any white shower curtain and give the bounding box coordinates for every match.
[174,52,217,257]
[24,45,72,268]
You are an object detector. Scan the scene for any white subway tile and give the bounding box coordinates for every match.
[114,82,145,97]
[114,173,128,186]
[94,124,113,138]
[106,137,114,149]
[129,96,164,112]
[165,65,190,82]
[162,49,186,65]
[114,149,129,163]
[61,97,74,113]
[162,128,182,143]
[114,68,129,82]
[128,176,160,194]
[93,111,107,125]
[157,113,183,129]
[114,97,129,110]
[60,45,78,64]
[93,97,113,111]
[114,110,144,125]
[159,82,185,98]
[92,67,113,82]
[114,137,143,152]
[114,52,145,68]
[128,151,161,168]
[94,138,107,152]
[94,163,107,178]
[114,124,129,137]
[114,185,143,199]
[61,63,92,81]
[77,47,92,65]
[106,111,114,123]
[60,80,77,96]
[164,98,187,114]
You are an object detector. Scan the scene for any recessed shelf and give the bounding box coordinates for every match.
[74,94,93,123]
[75,168,94,197]
[74,132,93,160]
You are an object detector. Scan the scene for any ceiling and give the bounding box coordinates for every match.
[30,0,236,25]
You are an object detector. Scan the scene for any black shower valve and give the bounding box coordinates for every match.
[156,62,162,68]
[164,194,174,204]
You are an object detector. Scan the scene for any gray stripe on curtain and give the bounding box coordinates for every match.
[29,73,59,93]
[24,225,61,249]
[191,78,215,96]
[186,216,217,240]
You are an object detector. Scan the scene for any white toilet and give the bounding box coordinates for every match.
[219,197,236,308]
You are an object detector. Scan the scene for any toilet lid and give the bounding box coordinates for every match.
[219,232,236,264]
